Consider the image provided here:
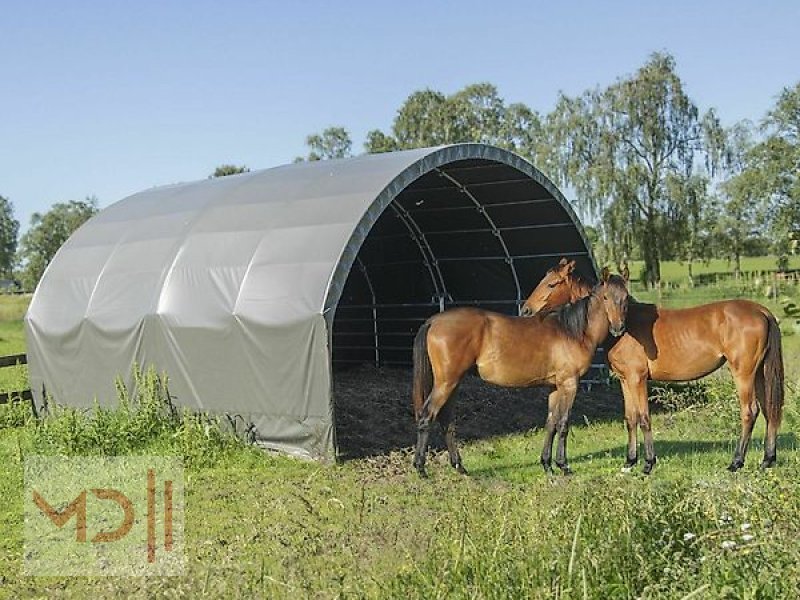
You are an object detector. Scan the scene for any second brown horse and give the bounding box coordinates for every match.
[522,258,784,474]
[412,269,629,477]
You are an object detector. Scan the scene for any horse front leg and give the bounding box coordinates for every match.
[540,388,560,474]
[554,378,578,475]
[620,378,639,471]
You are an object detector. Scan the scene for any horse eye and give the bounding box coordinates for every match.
[548,283,557,289]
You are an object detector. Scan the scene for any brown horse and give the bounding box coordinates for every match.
[521,258,784,474]
[411,269,629,477]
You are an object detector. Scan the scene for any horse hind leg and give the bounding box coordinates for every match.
[413,381,458,477]
[727,369,759,472]
[437,399,467,475]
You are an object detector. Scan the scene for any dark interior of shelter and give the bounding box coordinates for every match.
[330,159,613,459]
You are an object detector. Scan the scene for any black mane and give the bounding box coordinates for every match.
[552,293,592,340]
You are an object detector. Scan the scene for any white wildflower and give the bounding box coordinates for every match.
[721,540,736,550]
[740,523,751,531]
[683,532,696,541]
[742,534,754,542]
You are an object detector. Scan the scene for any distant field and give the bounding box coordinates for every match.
[627,255,800,285]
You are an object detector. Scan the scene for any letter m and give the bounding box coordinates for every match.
[32,490,87,542]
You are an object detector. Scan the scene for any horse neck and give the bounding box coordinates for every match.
[583,292,610,348]
[570,277,593,303]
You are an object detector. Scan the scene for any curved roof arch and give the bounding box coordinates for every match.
[25,143,595,459]
[323,144,596,324]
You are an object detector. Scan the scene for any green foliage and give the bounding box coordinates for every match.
[209,164,250,178]
[733,82,800,257]
[297,126,353,161]
[17,197,98,291]
[30,365,244,467]
[363,83,544,161]
[0,195,20,279]
[545,52,724,286]
[0,399,33,428]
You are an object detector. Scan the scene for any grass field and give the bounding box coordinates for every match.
[627,255,800,286]
[1,268,799,598]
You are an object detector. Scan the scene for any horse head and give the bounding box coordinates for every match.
[599,266,629,337]
[520,258,576,316]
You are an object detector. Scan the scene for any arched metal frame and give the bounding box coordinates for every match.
[435,167,522,307]
[323,144,597,330]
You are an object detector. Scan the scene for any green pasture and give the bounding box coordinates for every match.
[1,266,800,598]
[627,254,800,286]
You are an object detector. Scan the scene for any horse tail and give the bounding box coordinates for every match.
[412,320,434,421]
[761,311,784,429]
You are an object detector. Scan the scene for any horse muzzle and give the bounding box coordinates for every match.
[610,324,626,337]
[520,306,534,317]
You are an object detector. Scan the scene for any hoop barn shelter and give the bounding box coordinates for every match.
[25,144,597,460]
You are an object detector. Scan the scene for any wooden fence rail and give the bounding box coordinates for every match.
[0,353,32,405]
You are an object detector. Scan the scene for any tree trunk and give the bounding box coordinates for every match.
[641,220,661,288]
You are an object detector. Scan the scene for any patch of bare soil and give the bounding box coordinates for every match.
[333,365,623,460]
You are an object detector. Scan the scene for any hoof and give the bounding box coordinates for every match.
[454,463,468,476]
[622,458,637,473]
[727,461,744,472]
[556,463,572,476]
[759,457,776,470]
[541,461,554,475]
[643,458,657,475]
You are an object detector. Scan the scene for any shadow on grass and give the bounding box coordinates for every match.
[467,432,799,477]
[334,364,625,460]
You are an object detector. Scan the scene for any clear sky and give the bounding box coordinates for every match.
[2,0,798,232]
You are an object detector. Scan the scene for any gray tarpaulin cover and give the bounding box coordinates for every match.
[25,144,594,460]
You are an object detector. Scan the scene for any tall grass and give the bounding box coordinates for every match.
[28,365,247,468]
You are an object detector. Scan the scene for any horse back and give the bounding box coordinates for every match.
[615,299,770,381]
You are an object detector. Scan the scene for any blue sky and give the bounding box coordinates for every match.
[2,0,798,232]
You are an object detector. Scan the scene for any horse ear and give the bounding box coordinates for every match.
[600,266,610,282]
[566,260,576,274]
[558,257,569,267]
[622,265,630,283]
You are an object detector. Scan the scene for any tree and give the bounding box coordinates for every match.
[297,127,353,161]
[544,53,724,286]
[0,196,19,279]
[210,164,249,178]
[669,173,714,284]
[714,121,764,276]
[18,198,99,290]
[390,89,453,148]
[364,129,399,154]
[363,84,543,162]
[743,82,800,261]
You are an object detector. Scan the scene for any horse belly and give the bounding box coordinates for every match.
[648,346,724,381]
[477,353,548,387]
